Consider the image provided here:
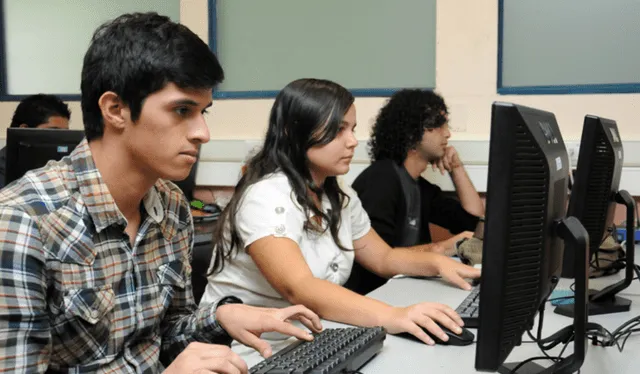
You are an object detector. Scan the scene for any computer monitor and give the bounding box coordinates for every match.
[5,128,84,185]
[475,102,589,373]
[6,128,199,202]
[557,115,635,317]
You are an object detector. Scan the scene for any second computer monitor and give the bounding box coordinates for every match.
[561,115,623,278]
[555,115,636,318]
[5,128,199,202]
[5,128,84,185]
[475,102,579,372]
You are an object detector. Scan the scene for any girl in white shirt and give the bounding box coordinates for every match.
[202,78,480,347]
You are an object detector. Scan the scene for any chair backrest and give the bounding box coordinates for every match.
[191,232,214,304]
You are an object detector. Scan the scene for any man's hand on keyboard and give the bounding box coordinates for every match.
[163,342,248,374]
[382,302,464,345]
[435,256,481,291]
[216,304,323,358]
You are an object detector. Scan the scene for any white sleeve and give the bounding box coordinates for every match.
[236,178,305,248]
[344,185,371,241]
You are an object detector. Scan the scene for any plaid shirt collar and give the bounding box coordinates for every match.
[70,138,180,239]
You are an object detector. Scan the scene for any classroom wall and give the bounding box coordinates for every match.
[1,0,639,141]
[201,0,640,142]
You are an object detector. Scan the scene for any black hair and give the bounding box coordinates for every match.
[81,12,224,141]
[210,78,355,274]
[10,94,71,128]
[369,89,448,164]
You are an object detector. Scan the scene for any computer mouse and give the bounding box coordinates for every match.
[397,323,475,346]
[428,324,475,346]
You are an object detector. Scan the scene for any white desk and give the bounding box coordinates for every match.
[351,273,640,373]
[241,249,640,373]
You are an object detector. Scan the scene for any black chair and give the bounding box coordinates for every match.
[191,232,215,304]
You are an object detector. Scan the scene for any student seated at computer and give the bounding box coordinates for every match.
[0,94,71,188]
[0,13,323,374]
[344,89,485,295]
[202,78,481,355]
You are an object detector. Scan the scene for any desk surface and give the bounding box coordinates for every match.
[352,245,640,373]
[240,248,640,373]
[352,274,639,373]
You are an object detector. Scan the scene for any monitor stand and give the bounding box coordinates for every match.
[502,217,590,374]
[499,362,547,374]
[555,291,631,317]
[555,190,636,318]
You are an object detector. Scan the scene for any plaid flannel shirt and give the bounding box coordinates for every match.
[0,139,230,373]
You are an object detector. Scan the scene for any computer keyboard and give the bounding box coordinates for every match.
[249,327,386,374]
[455,285,480,328]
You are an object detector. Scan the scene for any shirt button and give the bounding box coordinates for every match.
[330,263,339,272]
[275,224,286,235]
[136,304,143,313]
[91,310,99,319]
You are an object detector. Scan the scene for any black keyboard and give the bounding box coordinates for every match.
[249,327,386,374]
[455,285,480,328]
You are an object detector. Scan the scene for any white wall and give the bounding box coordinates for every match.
[2,0,640,192]
[191,0,640,193]
[201,0,640,141]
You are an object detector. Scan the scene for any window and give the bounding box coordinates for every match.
[498,0,640,94]
[0,0,180,100]
[210,0,437,98]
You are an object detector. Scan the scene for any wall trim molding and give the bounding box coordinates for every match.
[197,139,640,195]
[2,137,638,195]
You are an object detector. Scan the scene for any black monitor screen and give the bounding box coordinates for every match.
[5,128,84,185]
[5,128,199,202]
[475,102,571,372]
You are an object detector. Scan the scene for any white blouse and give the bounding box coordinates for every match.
[201,172,371,310]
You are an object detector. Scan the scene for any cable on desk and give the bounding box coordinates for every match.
[633,263,640,285]
[525,304,613,363]
[594,314,640,352]
[531,305,556,362]
[518,325,579,373]
[555,332,574,359]
[529,311,640,354]
[519,269,640,372]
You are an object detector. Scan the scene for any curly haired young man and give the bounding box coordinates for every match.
[345,89,485,295]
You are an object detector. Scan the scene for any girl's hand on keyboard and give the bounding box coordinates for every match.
[382,302,464,345]
[216,304,323,358]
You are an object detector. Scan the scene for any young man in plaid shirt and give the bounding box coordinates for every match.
[0,12,321,374]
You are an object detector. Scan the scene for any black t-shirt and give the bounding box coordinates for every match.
[344,159,480,295]
[392,162,421,247]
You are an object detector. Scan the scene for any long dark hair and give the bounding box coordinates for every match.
[209,78,355,274]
